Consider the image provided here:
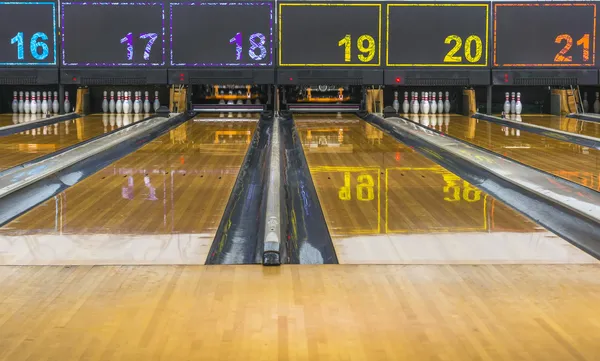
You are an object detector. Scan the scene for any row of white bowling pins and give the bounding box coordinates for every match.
[503,92,522,115]
[393,91,451,114]
[11,91,71,114]
[582,92,600,113]
[102,91,160,114]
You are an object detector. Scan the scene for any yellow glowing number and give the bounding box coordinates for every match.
[443,35,462,62]
[357,35,375,62]
[338,171,352,200]
[444,35,483,63]
[338,34,351,62]
[462,182,481,202]
[443,185,461,202]
[356,174,374,201]
[338,34,375,63]
[555,34,590,63]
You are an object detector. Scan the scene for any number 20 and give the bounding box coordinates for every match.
[443,35,482,63]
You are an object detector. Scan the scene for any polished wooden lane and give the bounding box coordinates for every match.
[0,115,256,265]
[423,114,600,191]
[0,113,144,171]
[1,264,600,360]
[0,113,48,127]
[515,114,600,138]
[297,114,597,264]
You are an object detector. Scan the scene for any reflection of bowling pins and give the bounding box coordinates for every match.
[123,114,131,127]
[392,91,400,113]
[583,92,589,113]
[116,113,124,128]
[102,113,109,133]
[444,114,450,132]
[420,114,430,127]
[503,92,510,114]
[515,115,522,137]
[109,114,116,131]
[430,114,437,129]
[122,176,134,200]
[515,92,522,115]
[594,92,600,113]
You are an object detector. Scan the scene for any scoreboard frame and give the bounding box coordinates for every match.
[385,2,490,68]
[278,2,382,67]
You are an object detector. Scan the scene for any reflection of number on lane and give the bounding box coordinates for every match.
[338,171,374,201]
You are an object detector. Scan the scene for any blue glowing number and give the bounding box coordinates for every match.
[248,33,266,61]
[140,33,158,61]
[30,32,49,60]
[121,33,158,61]
[228,32,267,62]
[10,32,49,61]
[11,32,24,59]
[229,32,243,61]
[120,32,134,61]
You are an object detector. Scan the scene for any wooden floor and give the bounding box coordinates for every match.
[1,264,600,360]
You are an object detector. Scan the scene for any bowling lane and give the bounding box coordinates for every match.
[0,113,47,127]
[0,113,147,171]
[509,114,600,138]
[0,115,256,265]
[297,114,597,264]
[425,114,600,191]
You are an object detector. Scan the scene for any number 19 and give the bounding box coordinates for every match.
[338,34,376,63]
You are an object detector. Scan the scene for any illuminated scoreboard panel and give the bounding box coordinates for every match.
[0,2,56,66]
[386,3,489,67]
[61,2,165,66]
[170,2,273,67]
[494,3,596,67]
[279,3,381,66]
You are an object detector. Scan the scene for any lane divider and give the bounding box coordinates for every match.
[263,116,283,265]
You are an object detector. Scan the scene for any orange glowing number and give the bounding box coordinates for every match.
[554,34,591,63]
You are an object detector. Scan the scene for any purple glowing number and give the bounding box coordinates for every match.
[248,33,266,61]
[120,32,134,61]
[229,32,243,61]
[140,32,158,61]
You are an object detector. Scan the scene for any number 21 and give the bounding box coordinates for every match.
[554,34,590,62]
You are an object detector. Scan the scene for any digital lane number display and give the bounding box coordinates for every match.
[170,2,273,66]
[0,2,56,66]
[61,2,165,66]
[279,3,381,66]
[494,3,596,67]
[386,3,488,67]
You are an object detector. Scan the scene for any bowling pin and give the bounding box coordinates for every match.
[503,92,511,114]
[153,91,160,112]
[515,92,522,115]
[24,91,30,114]
[510,92,516,114]
[430,92,437,114]
[11,91,18,113]
[437,92,443,114]
[31,91,38,114]
[133,91,141,114]
[237,97,244,118]
[64,91,71,113]
[41,91,48,114]
[412,92,420,114]
[18,91,24,113]
[123,91,131,114]
[594,92,600,113]
[36,92,41,113]
[422,92,430,114]
[109,91,116,113]
[52,91,59,114]
[444,91,450,113]
[402,91,409,114]
[583,92,589,113]
[116,91,123,113]
[143,91,151,113]
[392,91,400,113]
[227,90,234,118]
[102,91,109,113]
